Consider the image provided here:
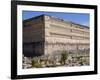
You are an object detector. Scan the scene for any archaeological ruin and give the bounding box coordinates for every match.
[23,14,90,68]
[23,14,90,57]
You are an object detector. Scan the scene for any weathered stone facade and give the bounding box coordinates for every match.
[23,14,90,57]
[23,15,45,57]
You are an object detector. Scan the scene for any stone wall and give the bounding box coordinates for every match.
[44,15,90,55]
[23,15,90,57]
[23,15,45,57]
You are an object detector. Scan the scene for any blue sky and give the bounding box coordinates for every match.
[22,11,90,26]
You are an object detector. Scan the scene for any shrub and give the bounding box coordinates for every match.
[31,58,42,68]
[60,51,68,65]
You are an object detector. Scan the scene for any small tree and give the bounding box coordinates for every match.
[60,51,68,65]
[31,58,37,67]
[31,58,42,68]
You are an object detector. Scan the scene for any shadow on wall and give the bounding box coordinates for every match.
[23,42,45,57]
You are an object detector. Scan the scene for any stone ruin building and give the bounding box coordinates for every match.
[23,14,90,57]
